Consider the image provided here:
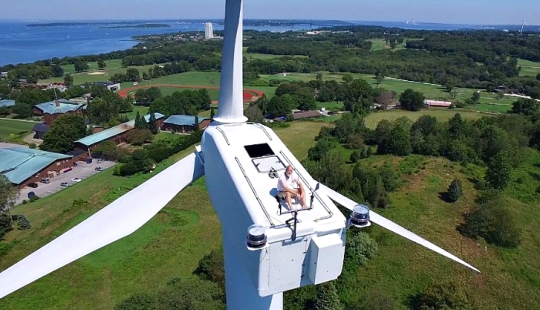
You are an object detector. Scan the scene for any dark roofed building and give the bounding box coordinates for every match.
[161,115,210,133]
[292,110,322,120]
[32,123,50,139]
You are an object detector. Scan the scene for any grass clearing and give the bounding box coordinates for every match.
[518,58,540,77]
[369,38,407,51]
[338,151,540,309]
[0,122,324,309]
[363,109,483,129]
[0,119,36,140]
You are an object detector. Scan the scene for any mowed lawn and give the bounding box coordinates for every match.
[0,122,326,310]
[368,38,407,51]
[518,58,540,77]
[40,59,157,85]
[260,72,515,113]
[0,119,36,140]
[363,109,483,129]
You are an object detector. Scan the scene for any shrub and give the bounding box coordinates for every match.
[349,150,362,163]
[458,198,521,248]
[29,195,39,203]
[0,214,13,239]
[0,242,13,257]
[447,179,463,202]
[17,214,31,230]
[194,247,225,290]
[410,281,475,310]
[345,231,378,266]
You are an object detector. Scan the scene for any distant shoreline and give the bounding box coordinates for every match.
[100,24,171,29]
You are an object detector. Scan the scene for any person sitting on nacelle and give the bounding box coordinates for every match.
[277,165,307,210]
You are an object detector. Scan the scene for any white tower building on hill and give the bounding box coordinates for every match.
[205,22,214,39]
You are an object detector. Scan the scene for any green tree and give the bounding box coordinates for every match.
[314,280,343,310]
[63,73,74,87]
[447,179,463,202]
[244,104,264,123]
[342,74,353,83]
[147,113,158,134]
[50,64,64,77]
[11,103,32,119]
[510,98,538,116]
[266,95,290,118]
[41,114,86,153]
[459,197,521,248]
[471,91,481,103]
[0,175,17,217]
[73,61,89,73]
[126,68,140,82]
[399,89,425,111]
[386,124,412,156]
[97,59,106,70]
[194,247,225,290]
[485,151,512,190]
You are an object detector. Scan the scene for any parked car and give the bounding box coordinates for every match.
[40,178,50,184]
[71,178,82,183]
[28,192,36,199]
[60,182,69,187]
[95,167,103,172]
[28,182,38,188]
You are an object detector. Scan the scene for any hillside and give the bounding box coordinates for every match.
[0,120,539,309]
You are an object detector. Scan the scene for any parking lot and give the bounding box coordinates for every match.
[16,160,116,205]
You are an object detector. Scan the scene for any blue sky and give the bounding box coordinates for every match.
[3,0,539,25]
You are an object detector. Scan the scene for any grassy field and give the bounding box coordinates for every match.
[0,122,327,309]
[369,38,407,51]
[342,152,540,309]
[0,119,37,140]
[38,59,516,114]
[1,120,539,309]
[40,59,158,85]
[260,72,515,113]
[363,109,483,129]
[518,58,540,77]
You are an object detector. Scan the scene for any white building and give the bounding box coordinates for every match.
[205,22,214,39]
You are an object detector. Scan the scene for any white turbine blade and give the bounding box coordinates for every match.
[318,184,480,273]
[0,152,205,299]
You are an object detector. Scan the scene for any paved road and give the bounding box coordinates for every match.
[16,160,116,205]
[0,142,28,149]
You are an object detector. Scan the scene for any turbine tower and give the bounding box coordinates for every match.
[0,1,479,310]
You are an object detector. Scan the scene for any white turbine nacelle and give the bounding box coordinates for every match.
[202,123,347,300]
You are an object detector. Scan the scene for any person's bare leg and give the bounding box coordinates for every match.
[285,191,294,212]
[299,186,307,209]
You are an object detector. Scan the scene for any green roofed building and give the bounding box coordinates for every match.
[0,147,73,188]
[73,113,165,157]
[0,99,16,108]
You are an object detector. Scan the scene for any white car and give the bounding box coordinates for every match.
[71,178,82,183]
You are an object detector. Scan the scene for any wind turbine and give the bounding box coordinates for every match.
[0,0,479,309]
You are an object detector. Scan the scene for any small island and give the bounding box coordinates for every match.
[100,24,171,29]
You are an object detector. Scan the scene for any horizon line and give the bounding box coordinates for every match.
[0,18,536,27]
